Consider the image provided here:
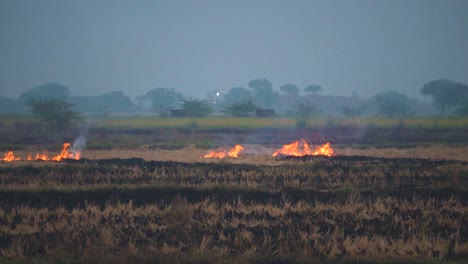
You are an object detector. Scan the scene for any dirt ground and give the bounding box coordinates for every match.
[78,144,468,165]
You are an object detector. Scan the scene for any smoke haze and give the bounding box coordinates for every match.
[71,135,87,155]
[1,0,468,100]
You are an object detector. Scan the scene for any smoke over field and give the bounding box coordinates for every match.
[1,120,468,263]
[2,0,468,261]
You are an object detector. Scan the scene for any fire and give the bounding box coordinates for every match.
[52,143,80,161]
[204,144,245,159]
[227,144,244,158]
[313,142,334,156]
[27,153,49,161]
[204,150,226,159]
[1,142,81,162]
[1,151,21,162]
[272,140,334,157]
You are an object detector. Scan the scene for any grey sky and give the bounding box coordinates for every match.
[1,0,467,100]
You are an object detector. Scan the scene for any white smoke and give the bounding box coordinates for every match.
[71,135,87,154]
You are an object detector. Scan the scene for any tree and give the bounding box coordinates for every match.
[182,99,212,117]
[456,99,468,116]
[420,79,468,116]
[18,83,70,105]
[223,87,252,106]
[295,100,317,128]
[304,84,323,95]
[95,91,133,113]
[70,91,133,113]
[248,78,277,108]
[370,90,411,117]
[27,98,82,135]
[280,84,300,96]
[146,88,184,116]
[222,100,256,117]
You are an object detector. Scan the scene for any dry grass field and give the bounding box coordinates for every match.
[64,144,468,164]
[1,151,467,263]
[1,118,467,263]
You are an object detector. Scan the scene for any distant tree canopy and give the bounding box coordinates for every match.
[420,79,468,116]
[18,83,70,105]
[248,78,277,108]
[71,91,133,113]
[146,88,184,116]
[456,99,468,116]
[27,98,82,134]
[223,87,252,106]
[304,84,323,95]
[370,90,412,117]
[280,84,300,96]
[182,99,212,117]
[222,100,256,117]
[0,96,23,113]
[95,91,133,112]
[17,78,468,118]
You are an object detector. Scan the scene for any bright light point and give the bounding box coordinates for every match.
[216,92,220,96]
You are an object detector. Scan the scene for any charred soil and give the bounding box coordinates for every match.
[0,155,467,263]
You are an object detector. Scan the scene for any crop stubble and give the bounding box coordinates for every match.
[0,154,467,263]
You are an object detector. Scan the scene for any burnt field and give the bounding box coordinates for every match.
[0,154,467,263]
[0,125,468,263]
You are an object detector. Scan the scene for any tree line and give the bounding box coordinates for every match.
[1,78,468,119]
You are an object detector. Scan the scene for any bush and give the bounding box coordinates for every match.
[182,99,212,117]
[27,98,82,137]
[295,100,317,128]
[222,100,255,117]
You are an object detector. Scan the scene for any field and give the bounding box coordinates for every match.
[1,116,468,263]
[83,116,468,129]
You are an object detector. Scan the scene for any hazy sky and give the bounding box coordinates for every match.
[1,0,467,100]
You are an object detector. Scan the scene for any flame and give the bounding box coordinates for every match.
[27,153,49,161]
[1,151,21,162]
[52,143,80,161]
[204,150,226,159]
[204,144,245,159]
[313,142,334,156]
[272,140,334,157]
[1,142,81,162]
[228,144,244,158]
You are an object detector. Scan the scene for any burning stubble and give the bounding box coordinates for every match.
[1,138,85,162]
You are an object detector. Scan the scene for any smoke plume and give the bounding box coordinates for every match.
[71,135,87,155]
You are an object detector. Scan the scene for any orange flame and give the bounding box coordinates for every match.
[2,142,81,162]
[204,144,245,159]
[272,140,334,157]
[52,143,81,161]
[228,144,244,158]
[1,151,21,162]
[28,153,49,161]
[313,142,334,156]
[204,150,226,159]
